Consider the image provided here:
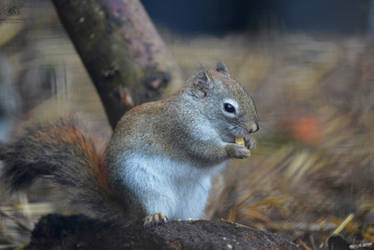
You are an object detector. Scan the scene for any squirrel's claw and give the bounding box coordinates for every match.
[226,143,251,159]
[144,212,168,227]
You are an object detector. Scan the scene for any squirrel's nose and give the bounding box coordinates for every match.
[248,122,259,134]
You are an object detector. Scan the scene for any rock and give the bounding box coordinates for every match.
[26,214,299,250]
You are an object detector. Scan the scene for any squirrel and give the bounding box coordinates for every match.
[0,63,259,226]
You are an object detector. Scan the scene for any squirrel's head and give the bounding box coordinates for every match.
[184,62,259,147]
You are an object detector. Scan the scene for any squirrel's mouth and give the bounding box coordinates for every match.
[221,132,255,149]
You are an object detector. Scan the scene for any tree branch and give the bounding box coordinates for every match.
[51,0,183,128]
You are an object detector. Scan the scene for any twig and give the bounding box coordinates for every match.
[349,242,373,249]
[331,213,354,235]
[0,208,32,232]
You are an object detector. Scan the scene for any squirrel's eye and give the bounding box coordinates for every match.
[224,103,236,114]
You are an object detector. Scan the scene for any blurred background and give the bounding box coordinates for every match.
[0,0,373,249]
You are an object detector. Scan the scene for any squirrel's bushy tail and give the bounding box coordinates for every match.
[0,120,105,191]
[0,120,137,223]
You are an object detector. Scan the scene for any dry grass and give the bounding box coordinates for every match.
[0,2,373,249]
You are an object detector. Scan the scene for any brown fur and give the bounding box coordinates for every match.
[0,120,144,225]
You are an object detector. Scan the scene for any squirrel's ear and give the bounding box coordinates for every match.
[193,71,214,97]
[216,62,228,74]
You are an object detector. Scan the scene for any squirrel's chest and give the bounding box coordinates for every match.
[119,154,225,219]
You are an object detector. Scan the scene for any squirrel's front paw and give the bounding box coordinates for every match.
[144,212,168,227]
[226,143,251,159]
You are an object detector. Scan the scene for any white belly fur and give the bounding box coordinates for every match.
[119,154,226,220]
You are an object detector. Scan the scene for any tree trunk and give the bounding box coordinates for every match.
[51,0,183,128]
